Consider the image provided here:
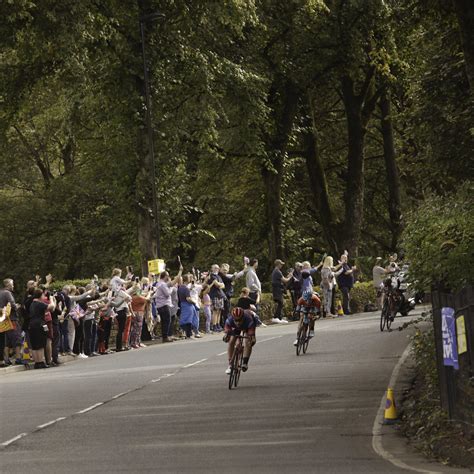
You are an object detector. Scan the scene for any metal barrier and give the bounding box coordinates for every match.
[431,286,474,436]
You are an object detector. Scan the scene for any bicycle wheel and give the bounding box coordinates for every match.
[380,303,388,332]
[234,346,244,387]
[296,325,304,356]
[303,324,310,353]
[386,307,392,331]
[228,346,240,390]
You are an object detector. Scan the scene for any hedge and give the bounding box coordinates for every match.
[231,282,377,321]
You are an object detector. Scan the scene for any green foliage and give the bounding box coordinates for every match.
[49,279,96,291]
[401,182,474,292]
[0,0,472,290]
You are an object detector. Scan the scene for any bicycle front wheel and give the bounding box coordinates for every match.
[234,347,244,387]
[228,348,240,390]
[380,303,388,332]
[303,325,310,353]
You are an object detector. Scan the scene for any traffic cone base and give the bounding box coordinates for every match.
[383,388,398,424]
[336,299,344,317]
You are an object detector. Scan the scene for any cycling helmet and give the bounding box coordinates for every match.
[302,289,312,301]
[232,307,244,320]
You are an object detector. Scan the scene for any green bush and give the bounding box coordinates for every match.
[49,279,97,291]
[401,182,474,292]
[232,283,376,321]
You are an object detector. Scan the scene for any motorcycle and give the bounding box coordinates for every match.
[389,265,416,317]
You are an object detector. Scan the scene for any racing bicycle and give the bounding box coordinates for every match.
[228,334,248,390]
[296,312,311,355]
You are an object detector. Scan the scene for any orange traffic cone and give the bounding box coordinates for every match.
[336,299,344,317]
[383,388,398,424]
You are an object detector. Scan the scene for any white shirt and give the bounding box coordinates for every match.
[246,267,261,293]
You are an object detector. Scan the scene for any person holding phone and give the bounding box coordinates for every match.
[337,253,357,315]
[245,259,261,309]
[271,259,293,323]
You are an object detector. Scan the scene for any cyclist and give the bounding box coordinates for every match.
[223,307,256,374]
[293,289,321,346]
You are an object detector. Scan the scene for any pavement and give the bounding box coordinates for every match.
[0,308,470,473]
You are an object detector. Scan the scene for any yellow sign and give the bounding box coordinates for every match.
[148,259,165,275]
[456,315,467,355]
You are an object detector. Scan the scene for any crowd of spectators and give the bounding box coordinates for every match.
[0,261,250,369]
[0,252,399,369]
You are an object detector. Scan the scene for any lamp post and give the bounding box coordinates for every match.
[139,12,165,257]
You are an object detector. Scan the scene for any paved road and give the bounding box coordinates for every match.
[0,310,460,473]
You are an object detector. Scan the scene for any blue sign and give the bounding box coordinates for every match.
[442,307,459,370]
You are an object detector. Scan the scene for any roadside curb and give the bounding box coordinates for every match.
[373,344,471,474]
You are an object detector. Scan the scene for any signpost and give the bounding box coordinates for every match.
[148,259,165,275]
[442,307,459,370]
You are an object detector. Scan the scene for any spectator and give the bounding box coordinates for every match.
[83,286,103,356]
[40,288,54,365]
[154,267,182,343]
[109,282,132,352]
[245,259,261,308]
[287,262,303,314]
[57,285,72,355]
[200,283,212,334]
[130,284,150,349]
[337,254,357,315]
[219,263,246,323]
[237,287,256,311]
[208,264,226,332]
[178,274,197,339]
[0,279,22,366]
[271,259,292,324]
[320,257,342,318]
[110,268,125,291]
[387,253,400,273]
[168,281,179,341]
[28,288,56,369]
[372,257,387,310]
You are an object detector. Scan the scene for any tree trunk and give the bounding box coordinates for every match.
[135,73,157,276]
[262,159,284,262]
[262,79,299,263]
[380,88,403,250]
[136,0,158,276]
[452,0,474,91]
[341,77,365,256]
[304,97,339,255]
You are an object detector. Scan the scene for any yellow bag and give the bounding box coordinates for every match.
[0,303,14,333]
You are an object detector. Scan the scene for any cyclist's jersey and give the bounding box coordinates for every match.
[224,310,256,336]
[297,293,321,309]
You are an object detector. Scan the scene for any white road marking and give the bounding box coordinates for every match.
[77,402,103,414]
[217,351,227,356]
[112,390,131,399]
[183,358,207,368]
[372,343,440,473]
[1,433,27,447]
[37,417,66,429]
[258,335,283,343]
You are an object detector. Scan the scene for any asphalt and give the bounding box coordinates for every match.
[0,309,470,474]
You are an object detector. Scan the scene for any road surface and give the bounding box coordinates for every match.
[0,310,462,473]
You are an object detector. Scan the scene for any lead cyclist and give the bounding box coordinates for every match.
[223,307,257,374]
